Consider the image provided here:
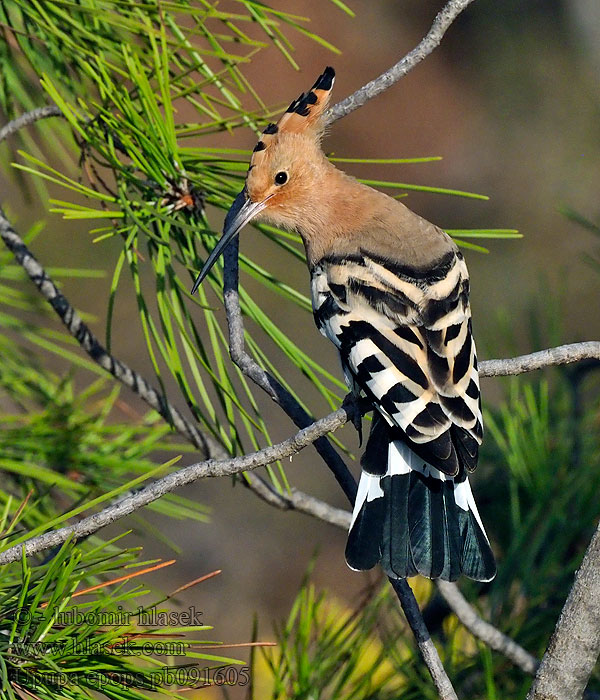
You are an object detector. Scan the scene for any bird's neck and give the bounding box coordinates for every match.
[295,165,394,268]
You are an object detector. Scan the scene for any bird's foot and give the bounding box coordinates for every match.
[342,392,368,447]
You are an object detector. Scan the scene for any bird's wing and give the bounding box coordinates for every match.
[311,247,482,476]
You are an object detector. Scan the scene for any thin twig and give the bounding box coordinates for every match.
[436,580,538,674]
[479,342,600,377]
[245,474,352,529]
[327,0,476,123]
[0,105,62,142]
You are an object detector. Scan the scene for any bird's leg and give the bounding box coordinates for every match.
[341,389,368,447]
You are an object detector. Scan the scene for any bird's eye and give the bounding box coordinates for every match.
[274,171,288,185]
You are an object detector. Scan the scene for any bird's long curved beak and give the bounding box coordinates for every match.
[191,189,268,294]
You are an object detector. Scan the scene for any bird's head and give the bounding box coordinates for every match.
[192,67,335,292]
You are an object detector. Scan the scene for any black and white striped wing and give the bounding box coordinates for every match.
[311,249,482,476]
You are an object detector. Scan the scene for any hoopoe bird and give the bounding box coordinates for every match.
[193,67,496,582]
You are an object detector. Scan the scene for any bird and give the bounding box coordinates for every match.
[192,67,496,582]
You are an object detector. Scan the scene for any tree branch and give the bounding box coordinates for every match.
[222,237,358,503]
[391,578,459,700]
[246,474,352,529]
[0,206,225,462]
[527,520,600,699]
[478,342,600,377]
[436,580,538,674]
[327,0,476,123]
[0,104,62,142]
[0,405,350,566]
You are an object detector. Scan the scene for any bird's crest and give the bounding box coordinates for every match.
[249,66,335,169]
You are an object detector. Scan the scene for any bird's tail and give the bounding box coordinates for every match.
[345,415,496,582]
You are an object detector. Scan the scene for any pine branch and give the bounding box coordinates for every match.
[391,578,459,700]
[327,0,476,122]
[0,105,62,142]
[0,206,222,463]
[246,474,352,529]
[0,405,351,566]
[480,343,600,376]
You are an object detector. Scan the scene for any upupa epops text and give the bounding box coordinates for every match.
[193,67,496,582]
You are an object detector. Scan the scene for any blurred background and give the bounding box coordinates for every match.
[1,0,599,694]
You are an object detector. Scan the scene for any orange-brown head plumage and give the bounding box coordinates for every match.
[249,65,334,169]
[191,67,343,290]
[244,67,336,229]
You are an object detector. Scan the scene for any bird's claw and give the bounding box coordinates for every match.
[342,392,365,447]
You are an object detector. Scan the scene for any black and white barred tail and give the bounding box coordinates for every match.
[345,416,496,582]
